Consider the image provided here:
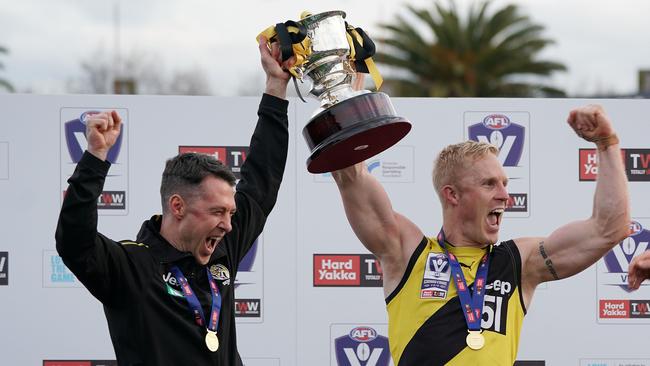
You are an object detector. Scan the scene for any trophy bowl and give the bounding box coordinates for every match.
[260,10,411,173]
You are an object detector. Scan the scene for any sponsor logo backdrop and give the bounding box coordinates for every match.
[1,95,649,364]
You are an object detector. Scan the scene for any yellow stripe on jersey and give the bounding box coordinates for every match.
[386,236,525,366]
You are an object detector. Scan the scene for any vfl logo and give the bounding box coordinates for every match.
[468,114,525,167]
[603,221,650,291]
[0,252,7,285]
[236,238,259,288]
[429,254,449,277]
[65,111,124,163]
[334,327,390,366]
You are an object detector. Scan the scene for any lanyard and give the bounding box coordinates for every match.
[437,229,491,331]
[170,266,222,333]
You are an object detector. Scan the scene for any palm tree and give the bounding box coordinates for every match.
[375,1,566,97]
[0,46,14,92]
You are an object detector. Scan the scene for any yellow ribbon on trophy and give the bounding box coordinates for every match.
[345,25,383,90]
[256,11,313,79]
[256,11,383,91]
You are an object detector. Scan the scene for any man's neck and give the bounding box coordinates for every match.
[441,217,483,248]
[159,217,187,252]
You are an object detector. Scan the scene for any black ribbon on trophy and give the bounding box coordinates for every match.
[258,11,411,173]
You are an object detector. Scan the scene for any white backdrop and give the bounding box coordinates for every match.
[0,94,649,366]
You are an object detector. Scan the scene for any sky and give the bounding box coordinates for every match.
[0,0,649,96]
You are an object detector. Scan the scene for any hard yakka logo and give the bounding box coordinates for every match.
[313,254,383,287]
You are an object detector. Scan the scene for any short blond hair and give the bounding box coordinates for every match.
[433,141,498,199]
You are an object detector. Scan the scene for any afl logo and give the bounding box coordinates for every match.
[80,111,101,125]
[629,221,643,236]
[210,264,230,281]
[482,114,511,130]
[349,326,377,342]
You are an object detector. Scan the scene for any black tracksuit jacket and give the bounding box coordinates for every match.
[55,94,288,365]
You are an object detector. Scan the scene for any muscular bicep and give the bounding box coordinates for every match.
[518,219,618,289]
[334,164,422,260]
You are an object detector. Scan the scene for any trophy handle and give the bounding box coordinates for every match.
[257,20,310,79]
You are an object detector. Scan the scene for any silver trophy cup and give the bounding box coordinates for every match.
[264,10,411,173]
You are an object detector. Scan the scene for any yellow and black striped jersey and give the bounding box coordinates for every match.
[386,236,526,365]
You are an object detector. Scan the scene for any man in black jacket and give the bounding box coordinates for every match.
[55,38,292,366]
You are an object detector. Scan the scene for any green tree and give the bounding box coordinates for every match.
[375,1,566,97]
[0,46,14,92]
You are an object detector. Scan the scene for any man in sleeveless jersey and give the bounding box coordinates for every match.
[332,105,630,365]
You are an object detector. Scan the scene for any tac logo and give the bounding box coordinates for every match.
[64,111,124,164]
[234,299,261,318]
[367,160,380,173]
[468,114,525,167]
[0,251,7,286]
[314,146,414,183]
[179,146,248,179]
[334,326,390,366]
[603,221,650,291]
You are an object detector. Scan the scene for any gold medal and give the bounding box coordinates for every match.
[466,330,485,350]
[205,330,219,352]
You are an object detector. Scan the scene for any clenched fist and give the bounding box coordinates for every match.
[85,110,122,161]
[567,105,618,151]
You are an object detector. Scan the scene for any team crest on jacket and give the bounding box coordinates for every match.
[210,264,230,285]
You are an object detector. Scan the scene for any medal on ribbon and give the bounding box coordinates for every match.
[437,229,491,350]
[171,266,223,352]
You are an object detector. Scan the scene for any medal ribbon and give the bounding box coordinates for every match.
[170,266,222,334]
[437,229,491,331]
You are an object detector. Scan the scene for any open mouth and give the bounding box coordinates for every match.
[487,208,504,228]
[205,236,219,251]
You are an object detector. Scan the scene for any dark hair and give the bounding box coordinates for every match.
[160,153,237,213]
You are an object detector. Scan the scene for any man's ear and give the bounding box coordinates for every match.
[169,194,185,219]
[441,185,460,206]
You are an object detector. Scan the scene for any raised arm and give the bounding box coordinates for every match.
[55,111,130,304]
[332,163,423,294]
[226,38,292,262]
[517,105,630,307]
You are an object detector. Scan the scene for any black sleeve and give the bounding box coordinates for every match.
[55,151,132,305]
[503,239,526,314]
[228,93,289,266]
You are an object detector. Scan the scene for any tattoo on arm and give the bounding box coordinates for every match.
[539,241,560,280]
